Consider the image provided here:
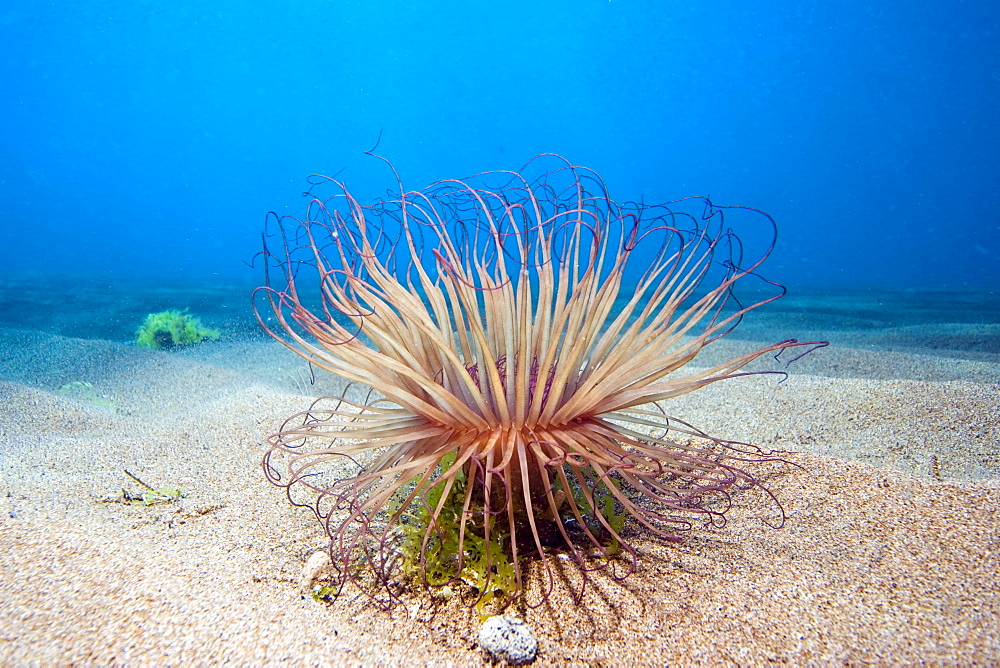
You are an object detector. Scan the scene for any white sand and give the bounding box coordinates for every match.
[1,329,998,664]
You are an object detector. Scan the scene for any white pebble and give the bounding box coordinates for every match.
[478,615,538,665]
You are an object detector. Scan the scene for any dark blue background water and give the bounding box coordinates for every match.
[2,1,998,290]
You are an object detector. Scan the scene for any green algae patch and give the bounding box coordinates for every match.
[135,309,219,350]
[392,453,517,614]
[58,380,114,408]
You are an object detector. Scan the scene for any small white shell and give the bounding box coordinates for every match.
[298,550,333,595]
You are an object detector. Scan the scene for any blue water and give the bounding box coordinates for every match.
[1,0,997,290]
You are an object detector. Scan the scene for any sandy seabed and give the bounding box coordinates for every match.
[1,283,998,665]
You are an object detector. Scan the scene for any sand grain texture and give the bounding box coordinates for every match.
[1,324,998,665]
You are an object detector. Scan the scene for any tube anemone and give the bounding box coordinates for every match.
[255,153,824,609]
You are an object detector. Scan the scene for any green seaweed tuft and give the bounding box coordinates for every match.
[135,309,219,350]
[393,453,517,614]
[58,380,114,408]
[555,470,628,556]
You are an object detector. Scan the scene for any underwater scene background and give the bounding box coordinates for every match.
[1,1,999,665]
[2,0,998,290]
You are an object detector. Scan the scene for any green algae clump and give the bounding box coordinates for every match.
[135,309,219,350]
[58,380,114,408]
[393,452,517,614]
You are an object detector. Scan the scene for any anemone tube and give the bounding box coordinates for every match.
[255,153,825,609]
